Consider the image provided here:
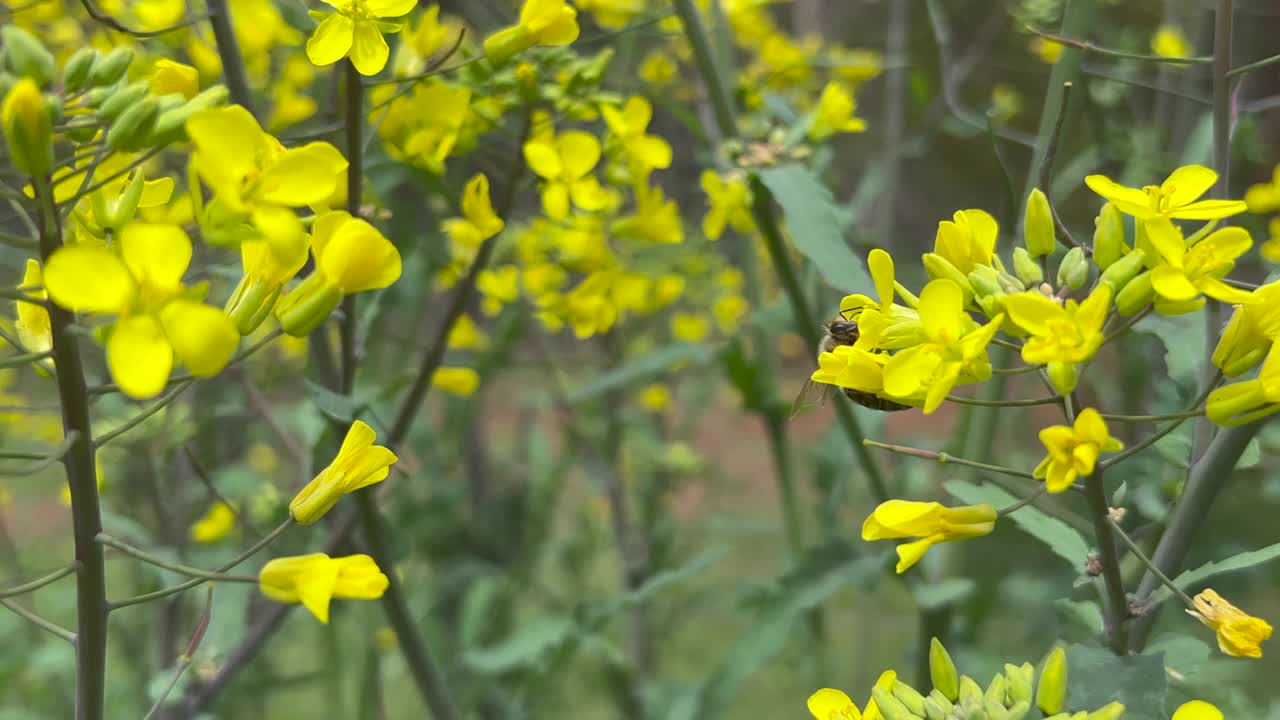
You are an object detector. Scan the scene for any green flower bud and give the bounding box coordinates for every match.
[871,685,922,720]
[997,270,1025,295]
[148,85,229,146]
[1114,270,1154,316]
[482,25,534,66]
[984,674,1006,707]
[893,680,927,717]
[106,95,159,150]
[929,638,959,701]
[1005,701,1031,720]
[1024,188,1056,258]
[1056,246,1088,290]
[97,81,149,121]
[1012,247,1044,287]
[1099,249,1147,294]
[1092,202,1127,270]
[1,26,55,86]
[226,274,282,336]
[923,695,951,720]
[101,169,147,229]
[969,264,1004,299]
[89,46,133,86]
[959,676,984,704]
[1087,702,1124,720]
[62,48,98,92]
[923,253,976,299]
[986,700,1011,720]
[275,273,343,337]
[1003,663,1034,705]
[2,77,52,176]
[1036,646,1068,716]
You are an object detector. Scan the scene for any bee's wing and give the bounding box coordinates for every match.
[790,379,833,419]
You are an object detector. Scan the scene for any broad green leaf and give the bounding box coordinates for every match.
[1054,598,1103,640]
[1147,541,1280,607]
[1065,645,1167,720]
[304,378,364,423]
[756,164,873,294]
[566,344,713,405]
[945,480,1089,570]
[696,542,885,720]
[1147,634,1210,678]
[1136,312,1205,390]
[464,614,576,674]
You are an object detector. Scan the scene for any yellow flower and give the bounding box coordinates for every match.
[1173,700,1223,720]
[442,174,505,251]
[932,209,998,274]
[1213,279,1280,376]
[1004,285,1111,394]
[640,49,676,86]
[611,184,682,244]
[1207,340,1280,426]
[882,279,1003,414]
[1085,165,1247,221]
[148,59,199,99]
[1261,218,1280,263]
[807,672,897,720]
[1188,588,1273,658]
[483,0,580,65]
[1144,217,1256,307]
[59,456,105,506]
[447,314,488,350]
[1151,25,1192,59]
[523,129,610,220]
[862,500,997,573]
[2,77,52,176]
[395,4,453,72]
[432,367,479,396]
[838,248,923,350]
[1033,408,1123,493]
[808,82,866,141]
[259,553,389,623]
[13,259,52,361]
[713,294,748,332]
[563,272,619,338]
[268,85,319,133]
[224,234,311,335]
[639,383,670,412]
[477,266,520,316]
[43,223,240,399]
[989,83,1022,124]
[306,0,416,75]
[1245,165,1280,213]
[811,343,891,399]
[274,211,402,336]
[289,420,396,524]
[671,313,708,343]
[190,502,236,543]
[828,45,883,87]
[376,80,471,175]
[601,96,672,179]
[701,170,754,240]
[1030,37,1064,64]
[576,0,644,29]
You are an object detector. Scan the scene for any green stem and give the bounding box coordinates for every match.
[864,439,1037,481]
[0,564,78,600]
[0,350,52,368]
[1083,467,1130,653]
[1108,519,1195,609]
[0,598,76,643]
[93,380,193,447]
[1026,25,1211,65]
[1226,51,1280,77]
[98,535,257,583]
[1100,410,1203,422]
[669,0,737,139]
[205,0,255,116]
[35,173,108,720]
[1023,0,1096,198]
[946,394,1061,408]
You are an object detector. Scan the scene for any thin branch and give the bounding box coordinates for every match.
[864,439,1037,480]
[94,380,193,448]
[0,598,76,642]
[0,563,78,599]
[1026,25,1212,65]
[78,0,206,36]
[99,535,258,583]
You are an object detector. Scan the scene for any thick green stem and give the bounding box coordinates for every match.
[1083,468,1130,653]
[205,0,255,116]
[670,0,737,139]
[36,176,107,720]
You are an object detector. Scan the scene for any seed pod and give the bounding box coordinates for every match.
[929,638,959,701]
[107,95,159,150]
[62,48,99,92]
[89,46,133,86]
[1056,246,1088,290]
[0,26,55,86]
[97,81,149,121]
[1092,203,1127,270]
[1036,647,1068,716]
[1024,188,1057,258]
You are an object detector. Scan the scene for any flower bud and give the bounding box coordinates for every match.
[1154,297,1206,316]
[1012,247,1043,287]
[1003,663,1034,705]
[107,95,159,150]
[274,272,343,337]
[102,170,147,229]
[1098,249,1146,293]
[89,46,133,86]
[1114,270,1154,316]
[1005,700,1031,720]
[2,77,52,176]
[1024,188,1056,257]
[969,264,1004,299]
[1087,702,1125,720]
[872,685,922,720]
[893,681,927,717]
[997,270,1025,295]
[924,691,954,720]
[929,638,959,701]
[62,48,99,93]
[1036,646,1068,716]
[149,85,229,146]
[923,253,975,300]
[483,25,534,66]
[98,81,149,121]
[984,675,1006,707]
[515,62,538,104]
[1056,246,1088,290]
[225,274,280,335]
[1,26,55,86]
[959,676,984,704]
[986,701,1011,720]
[1092,202,1127,270]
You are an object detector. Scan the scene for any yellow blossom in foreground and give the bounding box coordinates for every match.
[190,502,236,543]
[1188,588,1273,658]
[1208,340,1280,425]
[432,367,480,396]
[259,553,389,623]
[1173,700,1223,720]
[148,59,199,99]
[1144,217,1256,307]
[839,248,923,350]
[1033,408,1123,493]
[808,671,896,720]
[306,0,415,75]
[1085,165,1247,221]
[1030,37,1063,64]
[808,82,866,141]
[932,209,998,274]
[483,0,579,65]
[1212,280,1280,376]
[1151,25,1192,59]
[43,223,240,399]
[1004,284,1111,394]
[862,500,997,573]
[289,420,396,524]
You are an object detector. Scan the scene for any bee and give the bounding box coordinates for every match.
[791,318,912,417]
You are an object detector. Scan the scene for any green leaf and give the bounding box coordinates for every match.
[1065,644,1167,720]
[1147,634,1210,678]
[464,614,576,674]
[696,542,885,720]
[1054,598,1103,639]
[756,164,873,294]
[304,378,364,423]
[945,480,1089,570]
[589,546,729,627]
[720,340,771,413]
[1136,312,1206,390]
[566,344,713,405]
[1147,540,1280,608]
[912,577,976,611]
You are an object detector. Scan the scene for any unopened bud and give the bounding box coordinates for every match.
[1056,246,1088,290]
[1012,247,1043,287]
[98,81,149,121]
[225,274,281,335]
[923,253,976,300]
[984,675,1006,707]
[969,264,1004,299]
[1087,702,1125,720]
[1047,361,1079,396]
[150,85,229,146]
[959,676,984,704]
[1092,202,1127,270]
[986,701,1011,720]
[1024,188,1057,258]
[482,25,534,66]
[89,46,133,86]
[515,62,538,104]
[1,77,52,176]
[62,48,99,93]
[1,26,55,86]
[893,681,927,717]
[107,95,159,150]
[1004,663,1034,705]
[872,685,922,720]
[929,638,959,701]
[1114,270,1154,316]
[274,272,343,337]
[1099,249,1146,294]
[1036,647,1068,716]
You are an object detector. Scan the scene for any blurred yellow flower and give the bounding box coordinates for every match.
[259,553,389,623]
[671,313,709,343]
[1245,164,1280,213]
[432,367,480,396]
[13,259,52,362]
[1261,218,1280,263]
[483,0,580,65]
[477,266,521,316]
[713,295,748,332]
[289,421,396,524]
[602,96,672,179]
[639,49,676,86]
[1173,700,1223,720]
[1151,25,1191,59]
[639,383,670,412]
[701,170,754,240]
[1033,408,1123,493]
[1188,588,1273,658]
[863,500,997,573]
[148,59,199,99]
[523,129,609,220]
[447,314,489,350]
[442,173,505,250]
[808,82,866,141]
[190,502,237,543]
[1030,37,1063,64]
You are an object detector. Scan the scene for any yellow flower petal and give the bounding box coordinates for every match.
[1172,700,1222,720]
[807,688,861,720]
[108,314,174,399]
[159,299,239,377]
[317,217,402,292]
[1161,164,1218,208]
[307,13,355,67]
[350,19,391,75]
[43,246,135,314]
[120,222,192,291]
